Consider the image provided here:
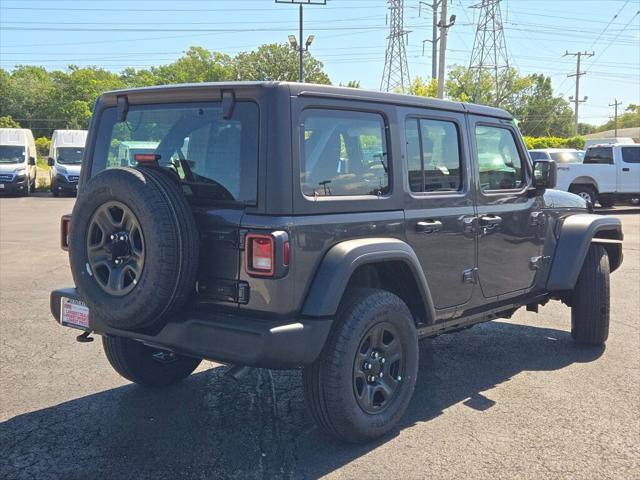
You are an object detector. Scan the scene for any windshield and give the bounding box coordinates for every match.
[57,147,84,165]
[92,101,259,205]
[549,151,582,163]
[0,145,26,164]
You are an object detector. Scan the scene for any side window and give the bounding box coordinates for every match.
[475,125,525,191]
[621,147,640,164]
[405,117,462,193]
[584,147,614,165]
[528,151,547,160]
[300,109,389,197]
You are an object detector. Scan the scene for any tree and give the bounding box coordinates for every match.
[0,115,21,128]
[512,74,574,137]
[596,103,640,132]
[122,47,235,86]
[406,76,437,97]
[340,80,361,88]
[233,43,330,84]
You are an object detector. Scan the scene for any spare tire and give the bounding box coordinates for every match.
[69,167,199,331]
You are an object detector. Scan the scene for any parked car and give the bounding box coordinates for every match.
[114,141,160,167]
[529,148,583,164]
[555,143,640,207]
[50,82,623,443]
[48,130,88,197]
[0,128,37,196]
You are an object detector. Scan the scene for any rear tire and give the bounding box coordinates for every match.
[303,288,418,443]
[571,245,610,346]
[102,335,201,387]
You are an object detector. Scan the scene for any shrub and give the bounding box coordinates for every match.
[35,137,51,160]
[523,135,585,150]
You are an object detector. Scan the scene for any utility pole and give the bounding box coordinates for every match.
[276,0,326,83]
[419,0,441,79]
[381,0,411,92]
[609,98,622,137]
[564,50,594,135]
[436,0,455,99]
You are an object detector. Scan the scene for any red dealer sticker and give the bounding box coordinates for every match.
[60,297,90,330]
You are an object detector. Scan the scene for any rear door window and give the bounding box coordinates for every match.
[92,102,259,205]
[300,109,389,197]
[584,147,614,165]
[405,117,462,193]
[621,147,640,164]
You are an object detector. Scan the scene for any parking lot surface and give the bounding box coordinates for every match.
[1,195,638,480]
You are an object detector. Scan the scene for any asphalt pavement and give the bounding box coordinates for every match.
[1,195,638,480]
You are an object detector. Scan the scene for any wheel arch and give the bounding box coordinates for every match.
[301,238,436,325]
[569,177,599,193]
[547,214,623,291]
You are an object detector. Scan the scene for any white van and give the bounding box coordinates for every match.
[0,128,37,196]
[48,130,87,197]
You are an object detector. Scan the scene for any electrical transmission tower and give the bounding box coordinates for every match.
[381,0,410,93]
[468,0,510,106]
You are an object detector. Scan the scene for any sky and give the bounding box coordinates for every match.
[0,0,638,126]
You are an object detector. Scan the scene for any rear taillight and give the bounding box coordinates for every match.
[246,234,275,276]
[60,214,71,251]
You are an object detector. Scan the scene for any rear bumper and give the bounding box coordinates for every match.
[50,288,332,369]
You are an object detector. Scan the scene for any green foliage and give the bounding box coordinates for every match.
[444,67,574,137]
[340,80,361,88]
[596,103,640,132]
[35,136,51,159]
[406,76,438,98]
[523,136,585,150]
[1,44,332,139]
[233,43,330,84]
[0,115,21,128]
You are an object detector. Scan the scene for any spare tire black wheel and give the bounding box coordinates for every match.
[69,167,199,331]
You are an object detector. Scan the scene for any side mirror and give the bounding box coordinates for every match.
[28,156,36,166]
[48,157,55,167]
[533,159,557,190]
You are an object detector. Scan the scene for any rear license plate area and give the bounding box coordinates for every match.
[60,297,90,330]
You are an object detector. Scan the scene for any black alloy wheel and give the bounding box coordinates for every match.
[86,201,145,296]
[353,321,404,414]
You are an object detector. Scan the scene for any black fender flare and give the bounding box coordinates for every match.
[547,214,623,291]
[301,237,436,321]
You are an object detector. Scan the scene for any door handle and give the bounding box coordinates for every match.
[622,167,630,172]
[416,220,443,234]
[480,215,502,227]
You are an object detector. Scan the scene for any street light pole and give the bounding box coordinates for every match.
[276,0,326,83]
[299,4,304,82]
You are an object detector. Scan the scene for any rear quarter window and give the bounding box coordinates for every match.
[300,109,389,197]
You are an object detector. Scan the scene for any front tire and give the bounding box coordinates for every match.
[571,185,596,205]
[571,245,610,346]
[103,335,201,387]
[303,288,418,443]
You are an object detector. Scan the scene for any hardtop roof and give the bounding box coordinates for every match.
[100,81,513,120]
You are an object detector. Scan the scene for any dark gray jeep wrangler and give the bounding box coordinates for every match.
[51,82,623,443]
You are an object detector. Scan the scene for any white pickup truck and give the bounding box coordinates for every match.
[556,143,639,207]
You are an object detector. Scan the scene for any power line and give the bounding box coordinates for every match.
[564,50,594,134]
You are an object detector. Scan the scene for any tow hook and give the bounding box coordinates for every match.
[76,331,94,343]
